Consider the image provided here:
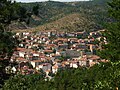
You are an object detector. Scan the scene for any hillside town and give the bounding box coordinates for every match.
[1,0,119,89]
[7,29,108,78]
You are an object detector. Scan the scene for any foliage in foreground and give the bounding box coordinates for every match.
[2,62,120,90]
[0,0,29,87]
[98,0,120,63]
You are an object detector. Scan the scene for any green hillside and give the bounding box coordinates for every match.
[34,13,97,32]
[14,0,112,32]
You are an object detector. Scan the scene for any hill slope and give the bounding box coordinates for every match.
[15,13,100,32]
[35,13,97,32]
[14,0,111,32]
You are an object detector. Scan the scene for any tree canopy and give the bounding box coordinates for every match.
[0,0,28,87]
[98,0,120,62]
[2,63,120,90]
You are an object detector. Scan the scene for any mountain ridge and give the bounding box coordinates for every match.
[13,0,111,32]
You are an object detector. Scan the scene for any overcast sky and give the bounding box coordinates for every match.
[16,0,89,3]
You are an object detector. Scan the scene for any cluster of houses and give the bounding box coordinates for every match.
[9,29,108,76]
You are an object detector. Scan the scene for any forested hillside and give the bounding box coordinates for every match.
[13,0,112,32]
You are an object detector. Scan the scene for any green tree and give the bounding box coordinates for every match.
[32,4,39,16]
[97,0,120,89]
[0,0,28,87]
[17,5,32,25]
[98,0,120,62]
[2,74,44,90]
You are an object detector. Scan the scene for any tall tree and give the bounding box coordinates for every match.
[0,0,28,87]
[98,0,120,89]
[0,0,24,60]
[99,0,120,62]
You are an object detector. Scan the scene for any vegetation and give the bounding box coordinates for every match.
[35,13,97,32]
[98,0,120,62]
[13,0,112,32]
[0,0,28,87]
[0,0,18,65]
[32,4,39,16]
[2,63,120,90]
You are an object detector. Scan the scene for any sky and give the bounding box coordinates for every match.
[16,0,89,3]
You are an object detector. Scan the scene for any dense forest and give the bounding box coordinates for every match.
[2,63,120,90]
[12,0,112,32]
[20,0,110,25]
[0,0,120,89]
